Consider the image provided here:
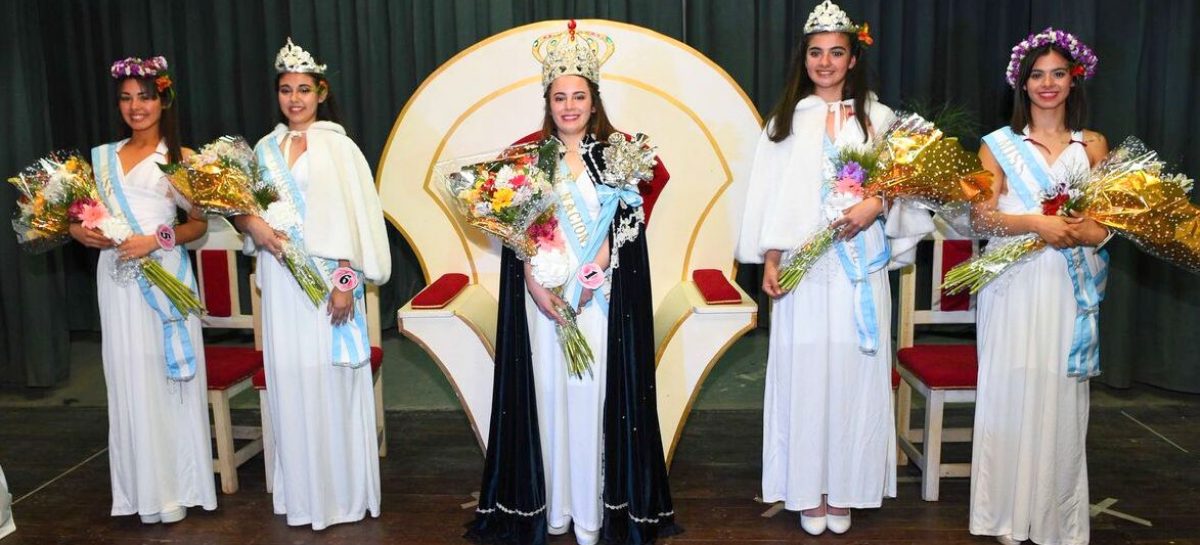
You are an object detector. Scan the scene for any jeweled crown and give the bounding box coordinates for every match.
[803,0,860,34]
[274,37,327,75]
[532,20,615,90]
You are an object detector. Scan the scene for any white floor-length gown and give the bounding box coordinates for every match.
[970,134,1097,545]
[259,153,380,530]
[748,99,928,512]
[1,463,15,538]
[524,168,610,536]
[98,140,216,518]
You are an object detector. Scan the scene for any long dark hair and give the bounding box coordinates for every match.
[540,78,616,141]
[116,77,183,164]
[275,72,342,126]
[765,32,871,143]
[1009,44,1089,133]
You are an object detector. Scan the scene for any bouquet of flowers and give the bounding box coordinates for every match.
[943,137,1200,294]
[160,135,328,306]
[440,139,595,378]
[441,140,558,258]
[9,151,87,252]
[9,150,204,315]
[776,113,993,291]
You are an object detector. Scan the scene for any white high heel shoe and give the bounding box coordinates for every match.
[826,511,851,534]
[996,535,1023,545]
[799,513,827,535]
[159,506,186,524]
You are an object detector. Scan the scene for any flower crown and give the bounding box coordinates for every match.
[275,37,327,75]
[532,20,615,90]
[110,56,175,104]
[1005,27,1098,88]
[803,0,873,46]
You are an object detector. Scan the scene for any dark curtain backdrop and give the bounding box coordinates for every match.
[2,0,1197,392]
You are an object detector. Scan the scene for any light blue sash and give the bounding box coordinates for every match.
[92,143,197,382]
[981,128,1108,378]
[256,138,371,368]
[552,161,643,313]
[821,138,890,356]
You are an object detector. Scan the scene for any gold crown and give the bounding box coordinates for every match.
[532,20,614,90]
[274,37,327,75]
[803,0,860,34]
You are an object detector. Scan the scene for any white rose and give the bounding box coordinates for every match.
[260,201,299,230]
[530,248,571,289]
[98,217,133,243]
[823,192,863,222]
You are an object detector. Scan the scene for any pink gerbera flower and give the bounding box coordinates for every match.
[834,177,864,197]
[70,199,110,229]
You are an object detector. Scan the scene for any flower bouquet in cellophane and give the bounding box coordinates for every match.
[943,137,1200,294]
[8,150,204,315]
[776,113,994,291]
[439,139,595,379]
[9,151,89,253]
[160,135,328,306]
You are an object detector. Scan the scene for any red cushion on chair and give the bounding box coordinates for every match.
[199,250,233,318]
[370,346,383,374]
[897,344,978,389]
[251,368,266,390]
[892,368,900,390]
[411,273,469,309]
[940,240,974,312]
[252,348,382,391]
[204,346,263,390]
[692,269,741,304]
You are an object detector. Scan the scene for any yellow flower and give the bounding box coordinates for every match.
[491,187,515,210]
[458,188,482,203]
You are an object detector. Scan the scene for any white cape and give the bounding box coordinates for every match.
[735,95,932,268]
[254,121,391,284]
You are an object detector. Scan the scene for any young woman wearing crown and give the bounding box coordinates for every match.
[970,29,1109,545]
[233,38,391,530]
[736,0,932,536]
[69,56,215,524]
[465,21,679,545]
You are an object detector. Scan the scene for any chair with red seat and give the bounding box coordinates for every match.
[187,218,265,494]
[895,221,979,501]
[252,283,387,493]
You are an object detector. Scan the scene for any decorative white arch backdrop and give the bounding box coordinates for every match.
[378,19,762,463]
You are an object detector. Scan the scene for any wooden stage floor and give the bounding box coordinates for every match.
[1,400,1197,544]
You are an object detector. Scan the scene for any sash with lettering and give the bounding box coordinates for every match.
[255,136,371,368]
[552,135,644,312]
[981,127,1109,378]
[92,143,198,381]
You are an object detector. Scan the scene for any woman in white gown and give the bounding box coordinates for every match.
[235,38,391,530]
[69,56,215,524]
[971,30,1110,545]
[736,1,931,536]
[467,22,677,545]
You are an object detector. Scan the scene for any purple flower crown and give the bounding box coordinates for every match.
[110,56,169,79]
[1005,28,1098,88]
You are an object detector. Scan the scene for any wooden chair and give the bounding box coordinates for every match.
[186,217,265,494]
[895,220,979,501]
[252,282,387,493]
